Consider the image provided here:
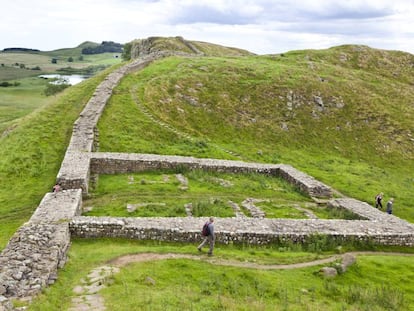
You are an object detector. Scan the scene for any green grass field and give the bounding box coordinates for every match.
[0,51,122,80]
[26,239,414,311]
[0,67,118,249]
[0,77,54,133]
[84,170,362,220]
[85,170,312,218]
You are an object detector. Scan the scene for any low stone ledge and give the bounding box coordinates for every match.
[56,152,91,192]
[30,189,83,224]
[328,198,414,231]
[278,164,332,198]
[90,152,280,175]
[89,153,333,199]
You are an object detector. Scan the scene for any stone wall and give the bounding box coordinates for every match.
[70,212,414,247]
[56,54,162,192]
[0,190,82,300]
[278,164,332,198]
[90,152,333,199]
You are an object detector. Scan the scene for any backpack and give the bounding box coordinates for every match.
[201,222,210,236]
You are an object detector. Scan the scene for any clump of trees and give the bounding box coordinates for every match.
[0,81,21,87]
[81,41,123,54]
[2,47,40,53]
[44,83,70,96]
[122,42,132,60]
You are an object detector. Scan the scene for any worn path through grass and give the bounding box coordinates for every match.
[68,251,414,311]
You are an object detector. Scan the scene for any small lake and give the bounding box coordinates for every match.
[39,74,89,85]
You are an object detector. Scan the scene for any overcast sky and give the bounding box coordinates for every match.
[1,0,414,55]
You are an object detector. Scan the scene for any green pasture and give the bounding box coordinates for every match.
[0,52,122,80]
[84,170,365,220]
[0,77,54,133]
[84,170,312,218]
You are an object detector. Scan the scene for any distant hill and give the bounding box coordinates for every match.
[2,47,40,53]
[123,36,253,60]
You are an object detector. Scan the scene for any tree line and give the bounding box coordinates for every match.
[81,41,123,55]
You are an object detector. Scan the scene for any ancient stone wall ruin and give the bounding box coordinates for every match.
[1,51,413,309]
[0,190,82,300]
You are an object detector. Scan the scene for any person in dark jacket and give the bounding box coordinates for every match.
[197,217,215,256]
[375,192,383,209]
[386,198,394,214]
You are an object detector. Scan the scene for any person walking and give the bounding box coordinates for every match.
[386,198,394,214]
[52,183,61,198]
[197,217,215,256]
[375,192,383,209]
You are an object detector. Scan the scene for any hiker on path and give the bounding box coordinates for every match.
[197,217,215,256]
[386,198,394,214]
[375,192,383,209]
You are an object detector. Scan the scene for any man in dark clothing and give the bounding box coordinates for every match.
[375,192,383,209]
[197,217,215,256]
[386,198,394,214]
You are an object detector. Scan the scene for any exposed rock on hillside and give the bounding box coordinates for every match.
[130,36,253,59]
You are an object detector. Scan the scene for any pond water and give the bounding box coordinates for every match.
[39,74,89,85]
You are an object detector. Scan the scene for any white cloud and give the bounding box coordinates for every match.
[1,0,414,54]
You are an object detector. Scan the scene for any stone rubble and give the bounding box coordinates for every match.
[241,198,266,218]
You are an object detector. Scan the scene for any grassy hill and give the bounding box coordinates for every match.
[98,44,414,221]
[1,38,414,310]
[127,36,253,59]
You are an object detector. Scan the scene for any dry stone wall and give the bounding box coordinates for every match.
[0,190,82,300]
[70,212,414,246]
[56,54,164,192]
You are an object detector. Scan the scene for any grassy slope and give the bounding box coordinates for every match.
[0,66,119,249]
[98,46,414,222]
[0,77,55,133]
[129,36,253,59]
